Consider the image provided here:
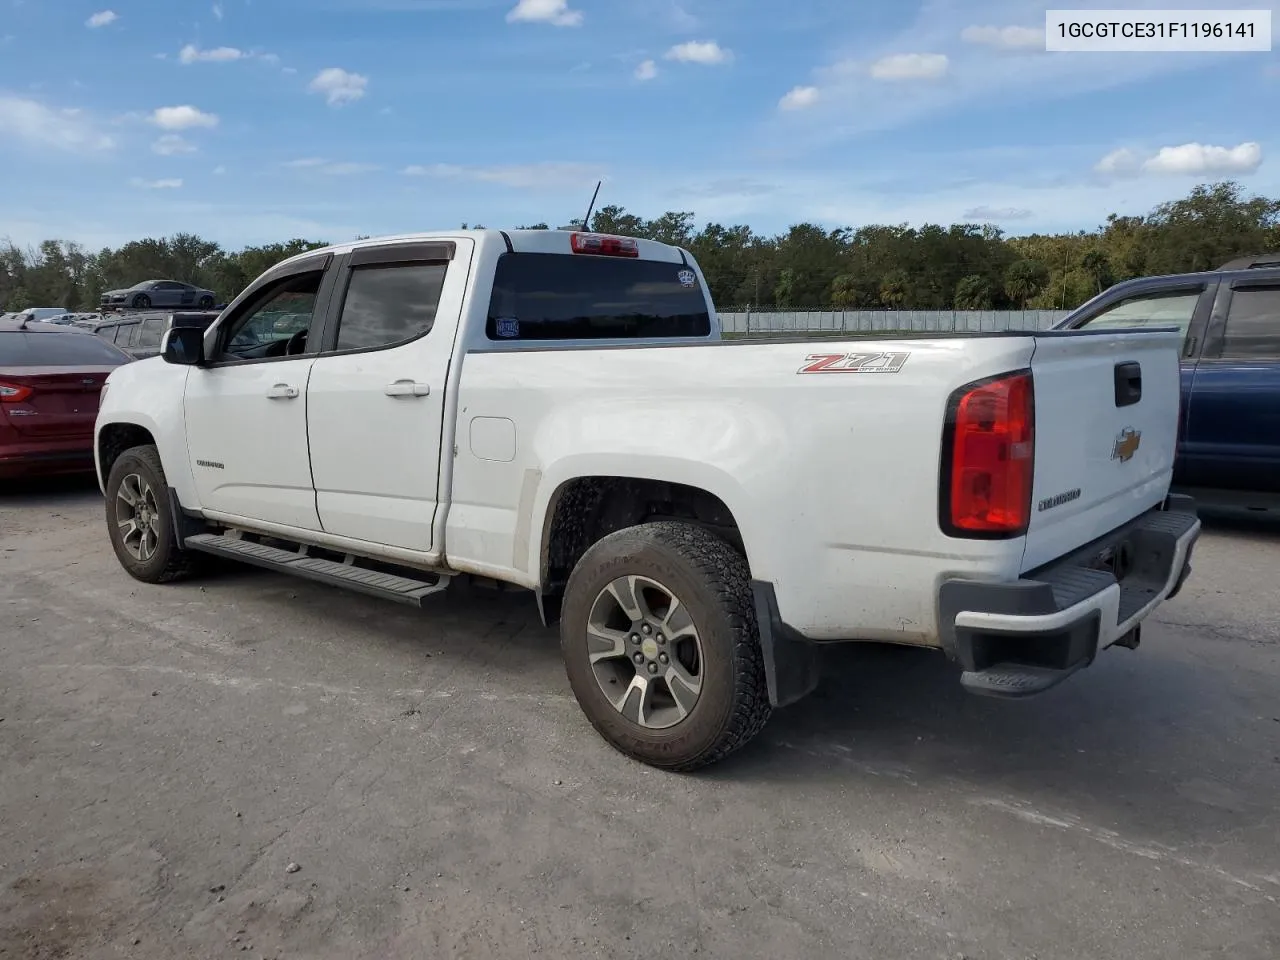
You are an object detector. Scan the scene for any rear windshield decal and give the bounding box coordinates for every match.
[495,317,520,338]
[797,351,910,374]
[677,269,697,287]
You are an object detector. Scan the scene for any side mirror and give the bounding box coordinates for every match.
[161,326,205,365]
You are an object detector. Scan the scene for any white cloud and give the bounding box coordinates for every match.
[635,59,657,81]
[402,161,603,190]
[152,134,197,155]
[779,85,819,111]
[506,0,582,27]
[131,177,183,189]
[212,3,224,20]
[963,205,1033,221]
[86,10,117,28]
[308,68,368,106]
[960,25,1043,49]
[213,165,227,175]
[150,105,219,130]
[1095,147,1141,177]
[179,44,245,64]
[1143,142,1263,176]
[1096,142,1263,178]
[870,53,948,81]
[0,95,114,151]
[665,40,731,65]
[283,158,379,175]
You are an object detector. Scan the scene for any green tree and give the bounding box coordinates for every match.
[954,274,994,309]
[829,274,860,308]
[773,268,796,307]
[879,270,908,308]
[1004,259,1050,308]
[1080,249,1114,294]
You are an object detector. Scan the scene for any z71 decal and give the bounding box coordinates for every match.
[797,351,910,374]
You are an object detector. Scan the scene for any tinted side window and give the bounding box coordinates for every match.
[137,317,166,348]
[334,262,446,352]
[1078,291,1201,339]
[1221,287,1280,359]
[486,253,711,341]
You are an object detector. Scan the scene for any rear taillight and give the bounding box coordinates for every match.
[940,370,1035,538]
[570,232,639,257]
[0,382,33,403]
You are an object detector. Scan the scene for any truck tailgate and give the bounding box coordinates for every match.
[1022,329,1183,572]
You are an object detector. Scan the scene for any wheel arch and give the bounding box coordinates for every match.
[532,461,755,627]
[95,412,198,512]
[96,421,158,492]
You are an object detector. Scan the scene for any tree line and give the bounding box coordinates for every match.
[3,181,1277,314]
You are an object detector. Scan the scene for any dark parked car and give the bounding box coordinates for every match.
[100,280,218,311]
[0,317,133,480]
[93,310,220,360]
[1057,253,1280,512]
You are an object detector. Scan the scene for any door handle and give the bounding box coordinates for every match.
[1114,362,1142,408]
[384,379,430,397]
[266,383,299,399]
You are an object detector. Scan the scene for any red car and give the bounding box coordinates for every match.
[1,318,134,480]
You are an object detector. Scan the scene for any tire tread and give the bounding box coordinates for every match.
[567,520,772,771]
[107,444,201,584]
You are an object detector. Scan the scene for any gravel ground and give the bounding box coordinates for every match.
[2,478,1278,960]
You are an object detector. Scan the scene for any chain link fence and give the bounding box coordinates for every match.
[718,308,1072,337]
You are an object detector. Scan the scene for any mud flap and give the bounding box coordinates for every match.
[750,580,821,708]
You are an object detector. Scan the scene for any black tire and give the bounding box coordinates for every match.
[560,521,772,771]
[198,295,215,308]
[132,293,151,309]
[105,444,201,584]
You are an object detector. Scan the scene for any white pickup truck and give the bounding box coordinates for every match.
[94,229,1201,770]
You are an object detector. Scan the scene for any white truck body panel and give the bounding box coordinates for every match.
[95,228,1193,651]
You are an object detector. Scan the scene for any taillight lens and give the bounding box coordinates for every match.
[0,382,33,403]
[570,232,639,257]
[941,371,1035,538]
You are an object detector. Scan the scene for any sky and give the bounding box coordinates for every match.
[1,0,1278,251]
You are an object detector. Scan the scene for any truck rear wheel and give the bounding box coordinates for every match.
[559,521,772,771]
[105,444,201,584]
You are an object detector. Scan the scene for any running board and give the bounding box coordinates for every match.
[183,533,451,608]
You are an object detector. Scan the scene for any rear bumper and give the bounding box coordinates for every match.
[936,494,1201,698]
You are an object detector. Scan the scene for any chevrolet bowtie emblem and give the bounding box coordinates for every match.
[1112,427,1141,463]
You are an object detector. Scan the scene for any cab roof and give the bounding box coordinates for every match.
[270,229,690,274]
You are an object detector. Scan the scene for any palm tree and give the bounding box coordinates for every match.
[1004,259,1049,309]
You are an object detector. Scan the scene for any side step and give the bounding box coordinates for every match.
[184,533,451,608]
[959,661,1086,699]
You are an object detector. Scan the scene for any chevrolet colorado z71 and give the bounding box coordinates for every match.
[94,229,1200,770]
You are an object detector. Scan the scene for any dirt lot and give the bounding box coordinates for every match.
[2,478,1278,960]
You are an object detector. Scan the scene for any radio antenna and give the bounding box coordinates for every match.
[581,180,602,231]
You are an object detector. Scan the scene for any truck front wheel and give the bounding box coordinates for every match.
[105,444,201,584]
[559,521,772,771]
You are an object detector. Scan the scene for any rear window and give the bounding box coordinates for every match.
[0,331,131,366]
[485,252,711,341]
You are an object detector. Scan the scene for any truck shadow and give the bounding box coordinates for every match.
[707,638,1277,846]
